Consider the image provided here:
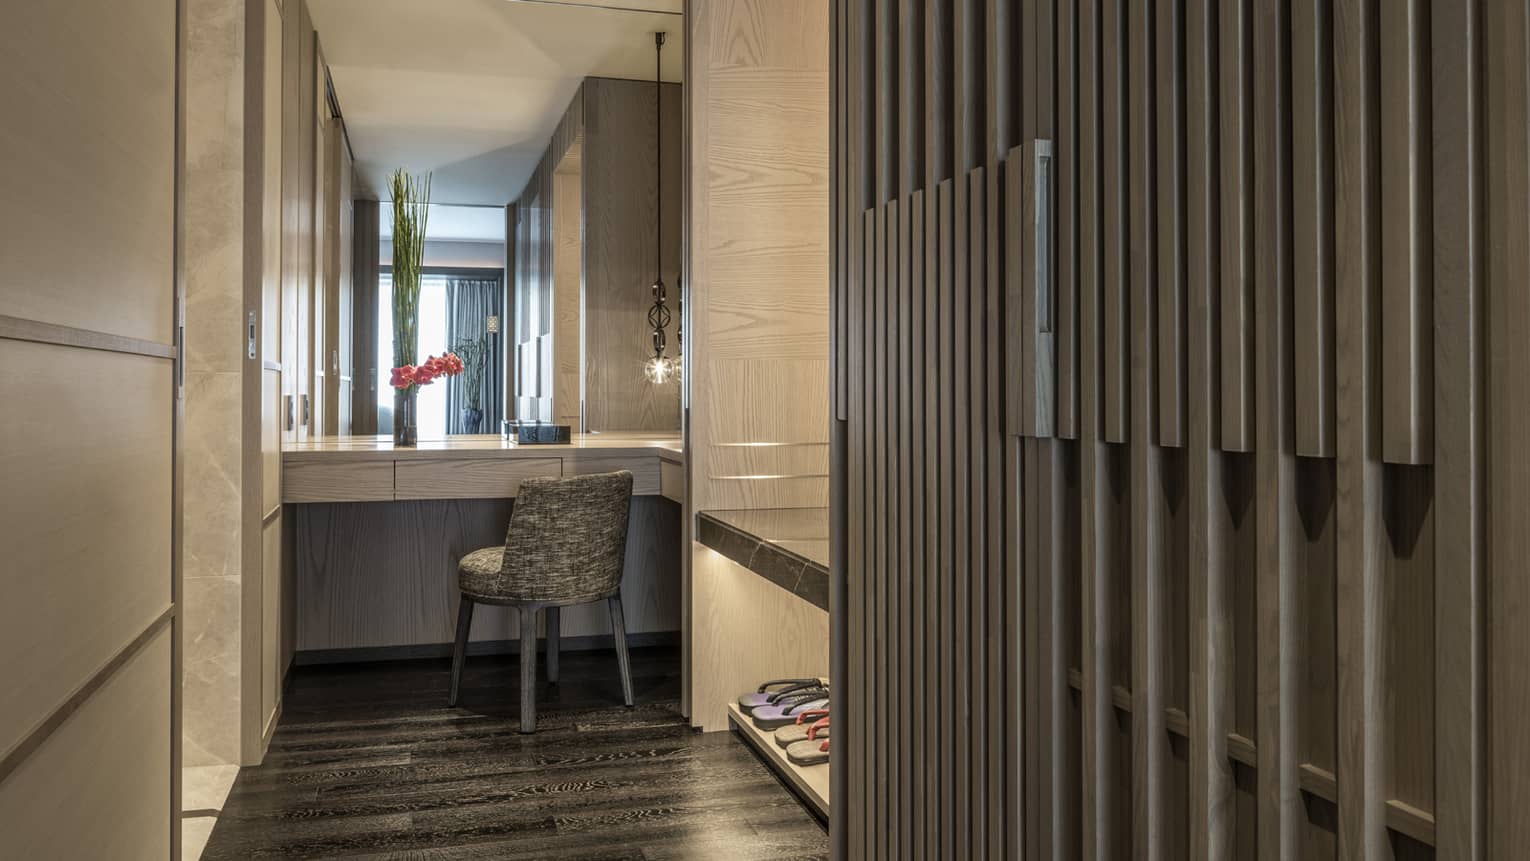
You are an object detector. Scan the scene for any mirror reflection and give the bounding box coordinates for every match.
[302,0,684,440]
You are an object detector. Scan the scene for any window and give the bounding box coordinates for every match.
[377,273,452,439]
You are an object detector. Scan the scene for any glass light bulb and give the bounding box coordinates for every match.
[644,355,676,384]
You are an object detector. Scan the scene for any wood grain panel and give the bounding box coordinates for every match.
[581,79,683,432]
[1253,0,1302,855]
[294,497,680,652]
[566,456,662,496]
[830,0,1508,854]
[0,631,171,858]
[689,548,829,732]
[1101,0,1129,444]
[1218,0,1255,453]
[0,0,176,344]
[282,459,393,503]
[1156,0,1187,450]
[1430,1,1485,856]
[1058,0,1081,440]
[1483,1,1530,854]
[394,458,563,501]
[1291,0,1335,458]
[1380,0,1433,466]
[552,157,582,428]
[0,342,173,754]
[660,459,685,503]
[1334,0,1387,856]
[1128,0,1167,851]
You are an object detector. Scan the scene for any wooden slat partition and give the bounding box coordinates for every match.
[1218,0,1255,453]
[828,0,1504,856]
[1379,0,1433,466]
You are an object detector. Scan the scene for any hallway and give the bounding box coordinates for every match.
[201,648,827,859]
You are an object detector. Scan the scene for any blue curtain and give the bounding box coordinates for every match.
[445,276,505,433]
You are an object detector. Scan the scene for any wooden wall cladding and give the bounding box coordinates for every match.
[829,0,1514,857]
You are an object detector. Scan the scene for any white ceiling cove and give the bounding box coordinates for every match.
[308,0,683,210]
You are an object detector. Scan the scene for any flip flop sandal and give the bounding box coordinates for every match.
[774,711,830,748]
[751,695,830,730]
[786,737,831,766]
[744,682,829,714]
[737,678,821,711]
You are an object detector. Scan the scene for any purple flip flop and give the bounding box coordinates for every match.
[737,678,822,712]
[751,692,830,730]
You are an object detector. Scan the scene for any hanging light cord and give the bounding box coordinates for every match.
[646,31,671,371]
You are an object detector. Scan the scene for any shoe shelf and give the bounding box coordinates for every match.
[727,702,830,819]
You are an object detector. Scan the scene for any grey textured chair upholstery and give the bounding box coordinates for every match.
[449,470,635,732]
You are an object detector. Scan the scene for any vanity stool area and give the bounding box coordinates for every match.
[278,433,685,668]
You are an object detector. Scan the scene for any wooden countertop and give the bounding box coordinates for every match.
[282,432,684,464]
[280,432,685,504]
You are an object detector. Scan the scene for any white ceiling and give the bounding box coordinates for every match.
[308,0,683,210]
[379,203,506,243]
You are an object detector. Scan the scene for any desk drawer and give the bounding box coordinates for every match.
[283,460,394,503]
[566,456,661,495]
[394,458,562,500]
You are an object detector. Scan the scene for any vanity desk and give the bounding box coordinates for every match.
[280,432,685,663]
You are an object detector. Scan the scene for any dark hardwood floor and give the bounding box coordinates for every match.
[204,646,827,860]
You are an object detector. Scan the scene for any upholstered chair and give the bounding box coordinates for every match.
[449,470,635,732]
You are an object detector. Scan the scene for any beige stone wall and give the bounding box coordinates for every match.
[183,0,246,768]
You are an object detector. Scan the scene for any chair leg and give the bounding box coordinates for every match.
[519,606,538,733]
[608,594,634,707]
[448,595,473,707]
[545,606,560,684]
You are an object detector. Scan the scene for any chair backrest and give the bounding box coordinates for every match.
[498,470,634,603]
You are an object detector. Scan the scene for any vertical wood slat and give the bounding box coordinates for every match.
[952,169,972,861]
[1380,0,1433,466]
[926,0,953,187]
[1079,0,1102,444]
[1430,1,1485,856]
[896,193,912,861]
[907,189,927,860]
[967,166,991,860]
[893,197,899,861]
[850,205,873,861]
[871,192,886,861]
[1127,0,1166,855]
[956,0,984,173]
[900,0,924,197]
[981,10,1008,853]
[1101,0,1130,444]
[1076,1,1111,855]
[1484,2,1530,855]
[922,186,942,861]
[1058,0,1080,440]
[1252,0,1301,857]
[1291,0,1335,458]
[936,179,957,860]
[1183,0,1233,855]
[1218,0,1255,452]
[876,0,897,202]
[1335,0,1388,856]
[838,5,850,856]
[1156,0,1187,449]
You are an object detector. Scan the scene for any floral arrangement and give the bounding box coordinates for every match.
[390,352,464,392]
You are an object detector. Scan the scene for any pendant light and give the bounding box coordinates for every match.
[643,31,676,385]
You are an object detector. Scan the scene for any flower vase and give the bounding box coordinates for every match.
[394,388,418,447]
[461,406,483,434]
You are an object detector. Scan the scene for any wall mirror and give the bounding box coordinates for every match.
[301,0,684,439]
